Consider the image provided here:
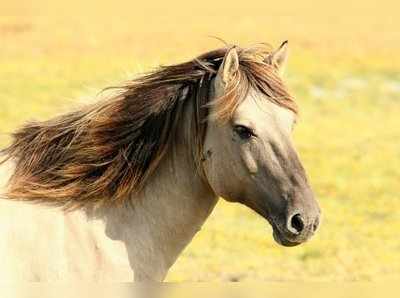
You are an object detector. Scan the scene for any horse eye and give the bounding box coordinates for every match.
[234,125,254,140]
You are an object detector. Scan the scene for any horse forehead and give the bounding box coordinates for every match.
[234,91,296,128]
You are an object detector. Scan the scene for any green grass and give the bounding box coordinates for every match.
[1,2,400,281]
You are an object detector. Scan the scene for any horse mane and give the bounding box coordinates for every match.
[0,44,297,209]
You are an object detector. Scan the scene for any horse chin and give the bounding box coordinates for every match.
[272,227,301,247]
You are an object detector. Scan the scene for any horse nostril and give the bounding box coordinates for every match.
[289,213,305,235]
[312,217,320,232]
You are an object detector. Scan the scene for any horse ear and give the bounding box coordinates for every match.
[216,47,239,87]
[265,41,289,75]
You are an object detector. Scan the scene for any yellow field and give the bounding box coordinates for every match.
[1,0,399,281]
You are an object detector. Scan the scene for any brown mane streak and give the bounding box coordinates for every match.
[0,44,297,210]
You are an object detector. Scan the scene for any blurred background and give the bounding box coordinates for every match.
[1,0,399,281]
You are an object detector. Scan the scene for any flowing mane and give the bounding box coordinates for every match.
[0,45,297,209]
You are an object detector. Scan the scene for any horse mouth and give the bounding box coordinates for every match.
[260,211,302,247]
[272,226,302,247]
[253,206,307,247]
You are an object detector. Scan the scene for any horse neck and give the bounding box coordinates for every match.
[95,100,218,281]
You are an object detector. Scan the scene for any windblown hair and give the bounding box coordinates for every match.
[0,44,297,209]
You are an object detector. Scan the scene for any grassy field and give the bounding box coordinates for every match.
[1,0,399,281]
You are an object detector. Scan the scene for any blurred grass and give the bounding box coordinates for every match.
[1,0,399,281]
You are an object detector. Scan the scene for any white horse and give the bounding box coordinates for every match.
[0,42,320,281]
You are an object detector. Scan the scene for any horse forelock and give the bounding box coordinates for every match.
[0,44,297,209]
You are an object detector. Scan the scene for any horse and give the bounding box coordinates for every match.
[0,41,321,281]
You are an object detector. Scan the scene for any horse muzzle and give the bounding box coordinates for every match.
[271,212,320,247]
